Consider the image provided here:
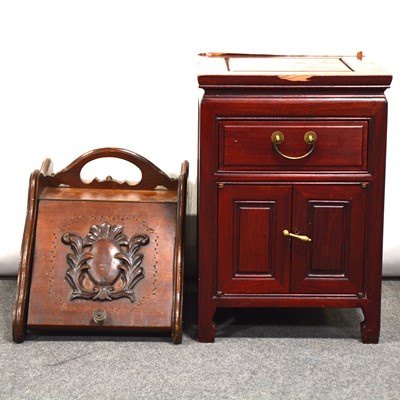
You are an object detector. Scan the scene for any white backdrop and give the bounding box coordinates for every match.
[1,1,399,275]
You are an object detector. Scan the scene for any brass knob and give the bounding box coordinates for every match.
[271,131,285,145]
[92,309,107,324]
[304,131,317,145]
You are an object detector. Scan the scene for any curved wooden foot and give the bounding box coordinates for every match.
[198,305,216,343]
[12,309,27,344]
[360,304,380,344]
[172,329,182,345]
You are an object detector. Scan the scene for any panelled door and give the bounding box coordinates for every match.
[217,185,292,294]
[290,184,366,294]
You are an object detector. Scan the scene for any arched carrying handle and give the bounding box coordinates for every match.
[271,130,317,160]
[43,147,178,190]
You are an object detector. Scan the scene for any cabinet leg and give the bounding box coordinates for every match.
[198,304,216,343]
[360,304,380,344]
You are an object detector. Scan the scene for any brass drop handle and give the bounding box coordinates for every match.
[92,309,107,324]
[283,229,312,242]
[271,130,318,160]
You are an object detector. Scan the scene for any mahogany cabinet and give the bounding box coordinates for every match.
[197,53,392,343]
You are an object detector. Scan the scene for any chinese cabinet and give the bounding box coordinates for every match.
[197,53,392,343]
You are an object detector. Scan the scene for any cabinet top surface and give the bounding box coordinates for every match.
[197,53,392,88]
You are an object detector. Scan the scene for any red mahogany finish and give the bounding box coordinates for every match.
[197,54,392,343]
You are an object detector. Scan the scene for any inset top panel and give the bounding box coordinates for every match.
[228,57,351,73]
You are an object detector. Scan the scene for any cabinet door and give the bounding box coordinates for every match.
[291,185,366,294]
[217,185,291,294]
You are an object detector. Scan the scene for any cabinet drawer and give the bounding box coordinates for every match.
[219,120,368,172]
